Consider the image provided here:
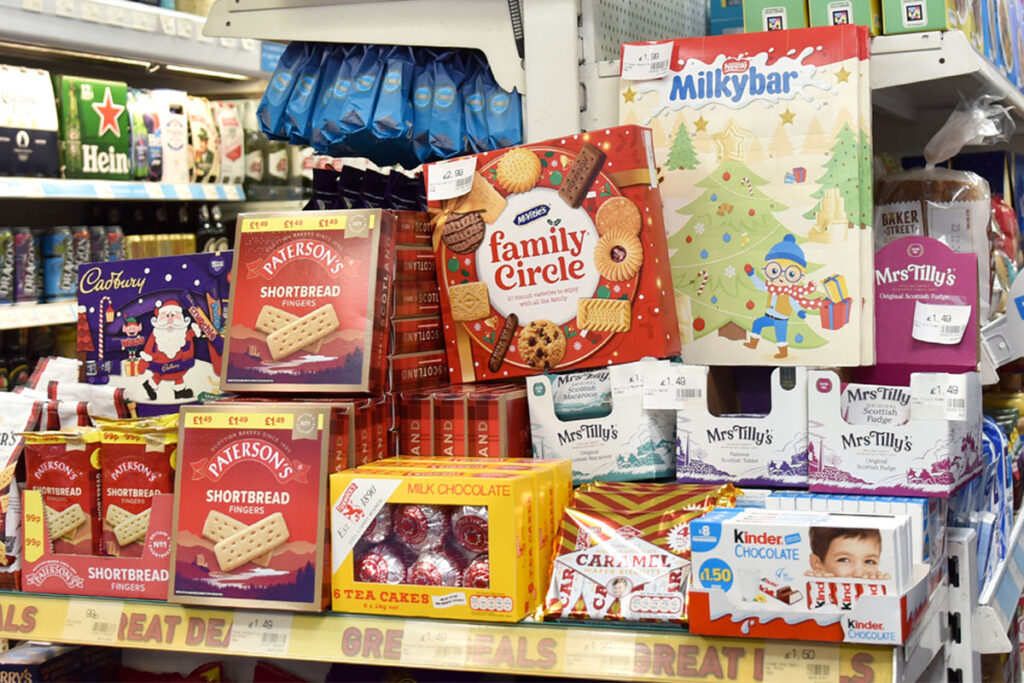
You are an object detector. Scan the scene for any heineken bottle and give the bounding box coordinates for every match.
[65,94,82,175]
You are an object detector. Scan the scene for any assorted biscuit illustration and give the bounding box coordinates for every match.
[445,143,643,371]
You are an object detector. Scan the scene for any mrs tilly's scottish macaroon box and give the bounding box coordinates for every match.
[170,403,328,611]
[221,210,395,394]
[425,125,680,383]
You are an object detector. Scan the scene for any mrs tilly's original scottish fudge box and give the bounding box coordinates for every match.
[425,125,680,383]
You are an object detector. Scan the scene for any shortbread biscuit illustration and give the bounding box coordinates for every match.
[114,508,151,546]
[458,172,507,223]
[46,503,87,540]
[578,298,632,332]
[488,313,519,372]
[203,510,272,566]
[0,463,16,492]
[596,197,642,236]
[255,305,321,353]
[442,212,486,254]
[266,304,339,361]
[213,512,290,572]
[105,504,134,528]
[594,230,644,281]
[518,320,566,369]
[449,282,490,321]
[496,148,542,194]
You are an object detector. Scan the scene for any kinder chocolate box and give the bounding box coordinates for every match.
[425,125,680,383]
[222,210,395,394]
[77,251,232,416]
[171,403,329,611]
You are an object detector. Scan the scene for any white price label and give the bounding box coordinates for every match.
[241,38,257,52]
[910,373,968,421]
[563,628,636,679]
[62,599,123,644]
[79,1,100,21]
[93,182,114,199]
[620,41,673,80]
[400,620,469,667]
[202,184,220,200]
[54,0,75,17]
[131,11,155,31]
[228,612,292,656]
[21,180,45,197]
[144,183,164,199]
[911,301,971,345]
[104,5,127,26]
[764,642,839,683]
[173,184,192,200]
[426,157,476,201]
[21,0,43,13]
[176,18,194,38]
[642,363,705,410]
[219,37,238,48]
[159,14,175,34]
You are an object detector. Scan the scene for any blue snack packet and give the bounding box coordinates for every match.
[461,54,494,153]
[486,84,523,149]
[372,46,416,168]
[313,44,360,156]
[257,42,310,140]
[338,45,385,158]
[284,44,326,146]
[429,52,467,159]
[411,49,437,164]
[308,44,348,154]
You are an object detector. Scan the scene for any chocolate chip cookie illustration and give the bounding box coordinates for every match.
[518,320,566,370]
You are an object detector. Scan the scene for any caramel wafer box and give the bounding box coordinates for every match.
[222,209,396,394]
[170,404,329,611]
[424,125,680,383]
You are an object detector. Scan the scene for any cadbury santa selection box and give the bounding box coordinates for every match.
[221,210,394,394]
[77,252,232,416]
[170,404,329,611]
[425,125,680,383]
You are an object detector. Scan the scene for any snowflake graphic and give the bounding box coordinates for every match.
[667,522,691,554]
[725,266,736,278]
[694,223,705,235]
[474,323,482,331]
[613,285,621,294]
[509,344,516,354]
[574,341,582,351]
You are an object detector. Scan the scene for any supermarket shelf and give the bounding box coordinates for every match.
[0,0,265,80]
[0,301,77,330]
[0,591,895,682]
[976,510,1024,654]
[0,177,245,201]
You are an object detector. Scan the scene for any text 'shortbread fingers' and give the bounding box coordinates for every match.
[488,313,518,372]
[114,508,151,546]
[266,304,339,361]
[255,305,322,353]
[213,512,290,572]
[577,298,632,332]
[47,504,87,540]
[105,504,134,527]
[201,510,271,566]
[559,143,607,208]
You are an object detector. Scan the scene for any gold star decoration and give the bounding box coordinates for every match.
[712,119,753,162]
[694,115,709,132]
[835,66,851,83]
[622,87,637,103]
[779,108,796,125]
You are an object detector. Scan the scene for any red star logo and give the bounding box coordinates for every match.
[91,87,125,138]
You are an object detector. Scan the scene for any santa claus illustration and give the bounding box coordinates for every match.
[139,300,203,401]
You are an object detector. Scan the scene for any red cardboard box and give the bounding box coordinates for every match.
[426,125,680,383]
[221,210,395,394]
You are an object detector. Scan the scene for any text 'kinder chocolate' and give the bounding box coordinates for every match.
[426,125,680,383]
[171,404,329,611]
[222,210,395,394]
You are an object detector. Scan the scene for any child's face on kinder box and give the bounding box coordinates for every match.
[807,528,889,580]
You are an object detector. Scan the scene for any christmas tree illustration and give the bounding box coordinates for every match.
[803,122,863,225]
[668,120,828,352]
[667,121,700,170]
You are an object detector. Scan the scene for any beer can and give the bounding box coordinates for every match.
[125,235,143,259]
[0,228,13,304]
[43,226,75,301]
[71,224,91,270]
[14,227,41,304]
[106,225,125,261]
[89,226,107,262]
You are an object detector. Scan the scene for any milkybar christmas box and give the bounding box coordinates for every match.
[53,75,131,180]
[171,404,329,611]
[77,251,232,416]
[688,507,931,644]
[330,466,540,622]
[222,210,395,394]
[621,26,872,365]
[425,125,680,383]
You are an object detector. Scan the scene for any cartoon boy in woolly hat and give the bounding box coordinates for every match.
[743,234,820,359]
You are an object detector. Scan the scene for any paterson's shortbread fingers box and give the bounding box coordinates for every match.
[171,404,329,611]
[222,210,395,394]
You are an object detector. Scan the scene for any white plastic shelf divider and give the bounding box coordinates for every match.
[976,510,1024,654]
[1,0,265,79]
[0,178,245,201]
[0,301,77,330]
